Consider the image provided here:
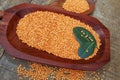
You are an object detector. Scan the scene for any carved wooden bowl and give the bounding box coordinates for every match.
[49,0,96,15]
[0,3,110,71]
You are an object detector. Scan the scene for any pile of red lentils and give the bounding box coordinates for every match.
[62,0,89,13]
[16,11,100,60]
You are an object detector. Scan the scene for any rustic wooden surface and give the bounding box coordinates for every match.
[0,0,120,80]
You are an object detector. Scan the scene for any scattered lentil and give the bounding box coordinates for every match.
[17,63,86,80]
[17,63,111,80]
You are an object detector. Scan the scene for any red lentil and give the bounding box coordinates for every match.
[16,11,100,60]
[17,63,86,80]
[63,0,89,13]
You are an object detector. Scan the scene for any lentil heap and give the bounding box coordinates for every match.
[17,63,86,80]
[16,11,101,60]
[62,0,89,13]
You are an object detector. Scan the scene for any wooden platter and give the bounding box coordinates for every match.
[0,3,110,71]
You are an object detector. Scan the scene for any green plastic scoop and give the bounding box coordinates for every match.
[73,27,97,59]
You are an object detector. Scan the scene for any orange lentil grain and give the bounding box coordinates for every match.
[16,11,100,60]
[63,0,89,13]
[17,63,86,80]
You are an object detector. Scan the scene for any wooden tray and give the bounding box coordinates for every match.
[49,0,96,15]
[0,3,110,71]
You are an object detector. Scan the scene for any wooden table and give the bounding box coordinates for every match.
[0,0,120,80]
